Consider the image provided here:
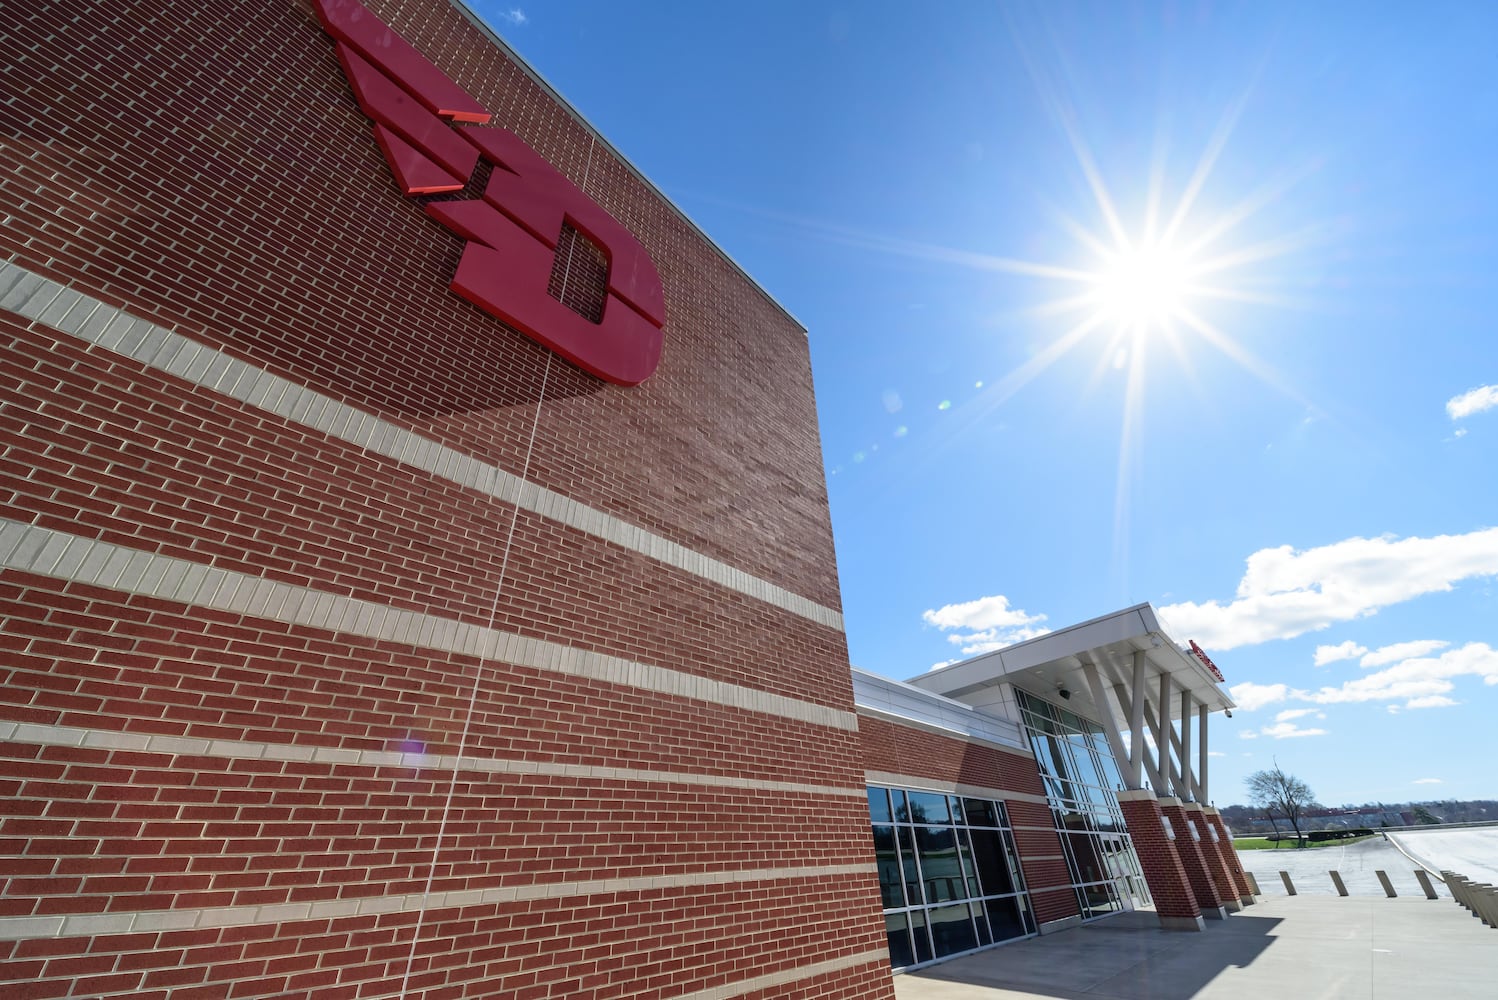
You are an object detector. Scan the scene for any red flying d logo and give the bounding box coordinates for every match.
[314,0,665,385]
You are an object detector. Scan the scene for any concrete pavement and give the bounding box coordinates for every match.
[893,894,1497,1000]
[1388,826,1498,885]
[1240,836,1437,897]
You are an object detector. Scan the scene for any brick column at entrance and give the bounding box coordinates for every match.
[1159,798,1229,919]
[1116,790,1204,931]
[1187,802,1243,912]
[1206,807,1256,906]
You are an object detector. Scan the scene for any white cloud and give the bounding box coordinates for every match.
[1207,751,1226,758]
[1258,721,1328,739]
[1297,642,1498,710]
[1360,639,1449,667]
[1405,695,1459,709]
[1274,708,1325,723]
[1413,778,1444,785]
[1160,527,1498,650]
[922,594,1050,656]
[1239,731,1258,740]
[497,7,528,25]
[1446,384,1498,420]
[1227,681,1288,712]
[1314,640,1367,666]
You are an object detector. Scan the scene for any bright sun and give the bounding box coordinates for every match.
[1093,240,1193,332]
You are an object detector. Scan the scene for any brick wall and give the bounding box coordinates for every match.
[1116,793,1200,926]
[0,0,893,996]
[857,715,1081,928]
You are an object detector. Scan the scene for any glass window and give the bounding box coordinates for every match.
[868,783,1036,970]
[1037,736,1072,783]
[962,797,998,827]
[1095,746,1126,789]
[884,912,915,969]
[1069,745,1103,790]
[1064,831,1108,884]
[1025,710,1057,736]
[906,790,950,825]
[915,826,966,902]
[929,903,978,958]
[910,909,934,965]
[898,826,924,904]
[972,901,993,946]
[1001,830,1026,891]
[985,896,1028,942]
[1079,881,1122,916]
[1019,692,1152,923]
[872,825,904,908]
[955,829,978,886]
[968,828,1016,896]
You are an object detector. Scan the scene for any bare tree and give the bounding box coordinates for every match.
[1246,761,1317,847]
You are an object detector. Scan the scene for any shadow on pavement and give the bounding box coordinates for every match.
[897,908,1283,1000]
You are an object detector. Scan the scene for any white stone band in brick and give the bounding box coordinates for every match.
[0,720,864,799]
[0,864,877,943]
[670,950,892,1000]
[0,517,858,732]
[0,258,843,633]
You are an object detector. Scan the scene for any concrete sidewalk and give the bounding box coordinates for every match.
[893,895,1498,1000]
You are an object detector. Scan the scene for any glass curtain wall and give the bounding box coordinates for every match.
[868,785,1035,970]
[1016,690,1151,917]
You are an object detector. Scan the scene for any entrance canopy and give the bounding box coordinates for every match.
[908,604,1235,800]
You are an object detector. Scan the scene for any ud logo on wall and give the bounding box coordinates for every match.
[314,0,666,385]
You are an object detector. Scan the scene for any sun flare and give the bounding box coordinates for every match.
[1093,240,1192,332]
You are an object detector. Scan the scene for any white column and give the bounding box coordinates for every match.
[1158,670,1179,798]
[1128,651,1148,788]
[1179,689,1194,802]
[1198,703,1210,803]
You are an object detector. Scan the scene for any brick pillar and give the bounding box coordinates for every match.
[1116,790,1204,931]
[1205,807,1256,906]
[1158,799,1228,919]
[1186,802,1242,912]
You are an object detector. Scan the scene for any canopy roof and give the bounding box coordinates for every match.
[907,603,1235,731]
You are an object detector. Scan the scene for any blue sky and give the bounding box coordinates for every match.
[475,1,1498,807]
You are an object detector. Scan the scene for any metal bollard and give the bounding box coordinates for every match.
[1446,872,1483,922]
[1414,869,1439,900]
[1464,882,1491,925]
[1441,872,1497,927]
[1246,872,1262,896]
[1279,871,1297,896]
[1375,870,1397,898]
[1329,871,1349,897]
[1476,885,1498,927]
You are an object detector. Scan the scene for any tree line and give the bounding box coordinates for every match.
[1221,762,1494,837]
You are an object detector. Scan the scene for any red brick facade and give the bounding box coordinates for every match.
[1204,807,1256,905]
[1115,793,1202,928]
[1158,800,1227,917]
[0,1,892,997]
[1186,804,1244,912]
